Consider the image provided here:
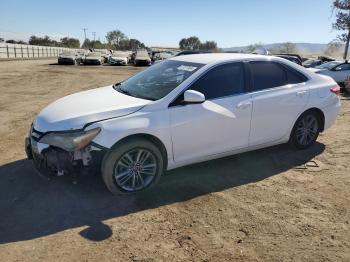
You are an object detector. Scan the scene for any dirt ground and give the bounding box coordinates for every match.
[0,59,349,262]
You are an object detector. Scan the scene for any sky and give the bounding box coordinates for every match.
[0,0,339,48]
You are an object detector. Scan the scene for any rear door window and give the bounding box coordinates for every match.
[249,61,287,91]
[283,65,308,84]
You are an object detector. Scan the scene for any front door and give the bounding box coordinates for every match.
[169,62,252,163]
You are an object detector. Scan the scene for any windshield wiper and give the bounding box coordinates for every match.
[113,83,156,101]
[113,83,132,96]
[119,87,133,96]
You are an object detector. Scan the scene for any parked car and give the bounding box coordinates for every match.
[108,51,129,65]
[58,51,82,65]
[150,51,160,62]
[174,50,212,56]
[82,52,104,65]
[100,50,112,63]
[275,55,302,65]
[318,56,335,63]
[129,51,136,64]
[152,52,172,64]
[25,54,340,194]
[302,59,323,68]
[134,50,151,66]
[313,61,342,71]
[315,62,350,87]
[274,53,303,61]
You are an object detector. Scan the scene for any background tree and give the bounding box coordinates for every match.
[81,38,92,49]
[90,40,106,49]
[332,0,350,59]
[29,35,58,46]
[325,40,342,56]
[0,38,4,43]
[277,42,297,53]
[5,39,27,44]
[106,30,127,49]
[179,36,201,50]
[199,41,218,50]
[60,37,80,48]
[118,39,130,50]
[245,43,264,53]
[129,39,146,50]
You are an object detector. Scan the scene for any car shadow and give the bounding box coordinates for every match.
[0,142,325,244]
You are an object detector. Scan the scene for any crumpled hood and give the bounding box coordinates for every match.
[34,85,150,132]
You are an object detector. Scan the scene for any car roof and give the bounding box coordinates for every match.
[169,53,274,65]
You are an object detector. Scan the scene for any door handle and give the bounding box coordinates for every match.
[236,101,252,109]
[296,90,307,96]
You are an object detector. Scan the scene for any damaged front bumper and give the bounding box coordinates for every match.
[25,129,106,179]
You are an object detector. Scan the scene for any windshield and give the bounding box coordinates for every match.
[60,51,75,56]
[136,51,150,58]
[158,53,172,59]
[316,61,341,69]
[87,52,102,57]
[113,51,127,56]
[114,60,204,101]
[303,59,318,65]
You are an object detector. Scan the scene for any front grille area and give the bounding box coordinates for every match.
[31,128,44,141]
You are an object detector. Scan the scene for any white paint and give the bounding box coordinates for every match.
[32,54,341,170]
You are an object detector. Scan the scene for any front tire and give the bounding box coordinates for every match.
[289,111,320,149]
[102,138,164,194]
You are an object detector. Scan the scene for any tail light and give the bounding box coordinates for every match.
[330,85,341,96]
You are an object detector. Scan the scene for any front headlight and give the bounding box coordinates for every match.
[39,127,101,152]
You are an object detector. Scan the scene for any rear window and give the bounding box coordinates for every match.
[282,64,308,84]
[250,61,307,91]
[250,61,286,91]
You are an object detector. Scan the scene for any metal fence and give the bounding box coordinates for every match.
[0,43,82,59]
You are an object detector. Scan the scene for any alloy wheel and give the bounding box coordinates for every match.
[296,114,318,146]
[114,148,157,192]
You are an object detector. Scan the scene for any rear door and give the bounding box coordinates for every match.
[169,62,252,162]
[248,61,309,146]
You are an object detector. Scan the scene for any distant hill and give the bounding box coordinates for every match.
[222,42,342,56]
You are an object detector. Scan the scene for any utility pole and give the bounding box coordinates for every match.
[344,9,350,61]
[344,30,350,61]
[82,28,88,48]
[92,32,96,49]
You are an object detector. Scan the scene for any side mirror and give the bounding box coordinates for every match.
[183,90,205,104]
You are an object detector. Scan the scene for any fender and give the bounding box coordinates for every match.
[88,108,174,165]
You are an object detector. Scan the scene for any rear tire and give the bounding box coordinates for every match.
[289,111,320,149]
[102,138,164,195]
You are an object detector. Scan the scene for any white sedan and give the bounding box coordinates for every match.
[25,54,340,194]
[108,51,129,65]
[310,62,350,86]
